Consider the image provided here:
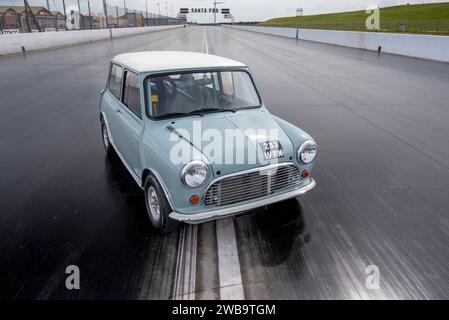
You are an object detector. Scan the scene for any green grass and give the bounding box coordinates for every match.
[263,2,449,25]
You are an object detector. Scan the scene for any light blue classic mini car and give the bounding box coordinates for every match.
[100,51,317,232]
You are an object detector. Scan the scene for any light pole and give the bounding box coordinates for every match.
[145,0,148,20]
[23,0,31,32]
[213,1,225,25]
[156,1,160,25]
[165,1,168,25]
[102,0,109,28]
[123,0,127,27]
[77,0,83,29]
[63,0,68,30]
[88,0,92,29]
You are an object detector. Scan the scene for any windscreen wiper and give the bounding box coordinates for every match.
[158,112,203,119]
[188,108,237,116]
[158,109,236,119]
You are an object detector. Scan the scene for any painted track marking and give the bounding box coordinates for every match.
[202,27,245,300]
[173,27,244,300]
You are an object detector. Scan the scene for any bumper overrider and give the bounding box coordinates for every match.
[169,178,316,223]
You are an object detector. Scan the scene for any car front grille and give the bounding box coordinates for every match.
[204,164,302,207]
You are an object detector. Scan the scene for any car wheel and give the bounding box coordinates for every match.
[101,120,113,155]
[144,174,179,233]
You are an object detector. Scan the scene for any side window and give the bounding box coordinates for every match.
[123,71,142,119]
[108,64,123,99]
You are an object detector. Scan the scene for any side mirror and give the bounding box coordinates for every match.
[100,88,105,95]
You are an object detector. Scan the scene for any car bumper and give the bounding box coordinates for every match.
[168,178,316,223]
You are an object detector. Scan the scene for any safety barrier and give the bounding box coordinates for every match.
[0,25,184,56]
[224,25,449,63]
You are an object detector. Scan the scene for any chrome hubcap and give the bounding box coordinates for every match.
[102,125,109,148]
[147,186,161,222]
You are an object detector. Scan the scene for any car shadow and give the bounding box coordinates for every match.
[103,152,154,233]
[245,198,310,267]
[104,152,143,195]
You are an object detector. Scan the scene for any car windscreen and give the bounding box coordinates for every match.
[145,70,261,119]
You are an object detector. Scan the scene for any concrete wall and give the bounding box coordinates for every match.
[224,25,449,63]
[0,25,184,56]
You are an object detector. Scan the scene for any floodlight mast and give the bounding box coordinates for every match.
[213,1,225,24]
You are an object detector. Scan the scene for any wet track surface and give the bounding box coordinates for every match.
[1,26,449,299]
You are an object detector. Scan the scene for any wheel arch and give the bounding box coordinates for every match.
[141,168,174,210]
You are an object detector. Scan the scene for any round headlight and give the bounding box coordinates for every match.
[298,140,318,164]
[181,161,208,188]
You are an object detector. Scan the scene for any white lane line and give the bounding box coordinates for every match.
[172,28,210,300]
[203,27,244,300]
[216,218,245,300]
[173,226,186,299]
[173,225,198,300]
[203,28,209,54]
[201,29,205,53]
[174,27,244,301]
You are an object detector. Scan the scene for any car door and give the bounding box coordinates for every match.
[102,63,124,148]
[114,70,143,178]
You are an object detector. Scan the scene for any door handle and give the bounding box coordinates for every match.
[115,107,121,113]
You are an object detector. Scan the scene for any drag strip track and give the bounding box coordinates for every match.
[1,26,449,300]
[210,27,449,299]
[0,27,203,299]
[172,28,244,301]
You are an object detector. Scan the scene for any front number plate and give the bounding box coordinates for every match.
[260,140,285,160]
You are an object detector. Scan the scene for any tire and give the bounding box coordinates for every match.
[144,174,179,233]
[101,120,113,155]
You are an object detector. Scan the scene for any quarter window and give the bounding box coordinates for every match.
[108,64,123,99]
[232,72,260,105]
[123,71,142,119]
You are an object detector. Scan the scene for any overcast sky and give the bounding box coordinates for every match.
[2,0,446,22]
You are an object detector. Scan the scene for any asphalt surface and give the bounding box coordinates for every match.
[1,26,449,300]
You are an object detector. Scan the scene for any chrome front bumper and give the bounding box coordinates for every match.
[168,178,316,223]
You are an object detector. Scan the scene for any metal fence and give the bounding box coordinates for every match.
[262,20,449,35]
[0,1,185,34]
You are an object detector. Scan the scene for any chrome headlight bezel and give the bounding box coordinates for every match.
[297,140,318,164]
[181,161,208,188]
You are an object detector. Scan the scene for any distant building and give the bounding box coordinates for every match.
[0,6,20,31]
[89,12,108,29]
[0,5,174,32]
[51,11,66,30]
[0,6,59,32]
[115,12,145,28]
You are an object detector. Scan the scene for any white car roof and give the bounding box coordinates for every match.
[112,51,247,73]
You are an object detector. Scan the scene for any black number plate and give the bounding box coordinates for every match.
[260,140,285,160]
